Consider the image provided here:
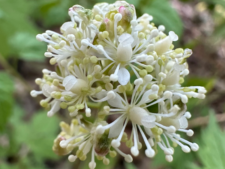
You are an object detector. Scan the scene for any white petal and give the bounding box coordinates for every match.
[131,31,139,47]
[117,68,130,85]
[155,36,172,55]
[94,90,107,99]
[162,71,179,86]
[63,75,77,91]
[144,127,153,136]
[118,33,134,45]
[134,25,143,32]
[169,31,178,41]
[74,65,82,77]
[141,115,156,128]
[117,43,133,62]
[179,116,188,129]
[174,63,186,72]
[42,84,52,97]
[107,93,126,109]
[60,22,74,32]
[48,100,61,117]
[138,89,153,105]
[108,116,126,138]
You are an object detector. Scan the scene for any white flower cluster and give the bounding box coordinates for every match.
[31,1,206,168]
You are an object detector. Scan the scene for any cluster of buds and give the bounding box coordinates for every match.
[31,1,206,168]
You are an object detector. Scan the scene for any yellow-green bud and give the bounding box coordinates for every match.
[95,72,102,79]
[53,79,60,86]
[52,34,59,40]
[60,102,67,109]
[96,155,103,160]
[90,56,98,63]
[139,69,147,77]
[109,151,117,158]
[87,75,93,81]
[126,83,133,91]
[146,65,154,72]
[76,150,83,158]
[126,139,133,148]
[138,142,142,149]
[54,92,62,99]
[68,106,76,112]
[35,78,42,85]
[103,76,110,83]
[138,32,145,39]
[83,57,89,64]
[95,14,102,21]
[149,94,158,100]
[158,59,164,66]
[50,58,57,65]
[64,95,72,101]
[117,26,124,35]
[118,85,126,93]
[103,157,110,165]
[102,31,109,38]
[77,104,84,110]
[79,155,87,161]
[105,83,113,91]
[72,119,79,125]
[146,84,152,90]
[122,133,128,142]
[175,48,184,54]
[96,86,102,93]
[179,77,184,84]
[40,100,48,108]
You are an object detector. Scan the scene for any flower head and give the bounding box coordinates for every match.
[53,116,132,168]
[31,1,207,168]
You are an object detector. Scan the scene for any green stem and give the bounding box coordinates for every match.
[87,101,101,109]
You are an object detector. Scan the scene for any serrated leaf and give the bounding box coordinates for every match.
[0,72,14,131]
[196,112,225,169]
[13,110,60,160]
[142,0,183,37]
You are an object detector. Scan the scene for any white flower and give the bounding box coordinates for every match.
[31,1,207,166]
[55,117,133,169]
[96,76,202,160]
[31,65,116,117]
[36,5,98,64]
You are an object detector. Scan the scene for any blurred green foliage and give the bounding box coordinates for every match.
[0,72,14,131]
[0,105,60,169]
[0,0,224,169]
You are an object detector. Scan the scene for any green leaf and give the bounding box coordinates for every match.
[196,112,225,169]
[9,32,46,61]
[13,110,60,160]
[0,72,14,131]
[142,0,183,37]
[126,0,140,6]
[183,76,215,93]
[31,0,74,27]
[0,0,38,57]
